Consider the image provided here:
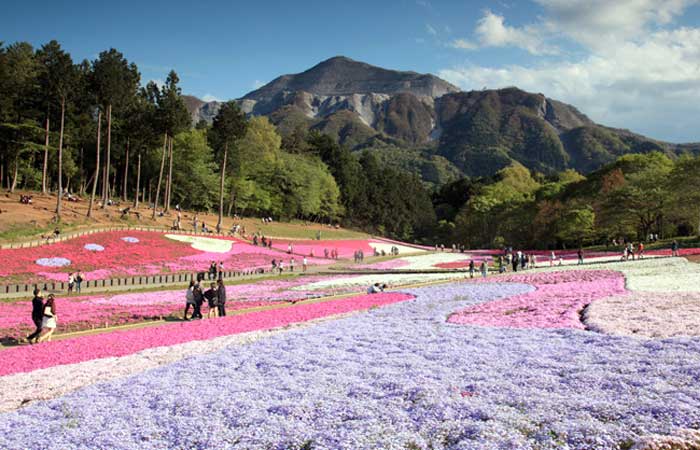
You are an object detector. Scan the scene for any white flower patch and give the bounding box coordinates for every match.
[165,234,233,253]
[35,257,71,268]
[84,244,105,252]
[539,257,700,293]
[120,237,139,243]
[584,290,700,338]
[368,241,426,255]
[293,272,467,291]
[389,252,472,270]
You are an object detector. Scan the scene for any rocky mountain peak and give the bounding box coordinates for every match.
[243,55,460,101]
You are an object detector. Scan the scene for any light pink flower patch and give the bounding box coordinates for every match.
[448,270,626,329]
[270,239,375,258]
[0,292,413,376]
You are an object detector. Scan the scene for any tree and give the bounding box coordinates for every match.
[0,42,42,192]
[87,110,101,218]
[208,101,247,232]
[37,41,77,220]
[597,153,673,240]
[667,155,700,236]
[90,49,140,207]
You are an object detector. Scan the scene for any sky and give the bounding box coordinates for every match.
[2,0,700,143]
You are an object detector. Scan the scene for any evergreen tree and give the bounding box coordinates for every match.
[209,101,247,232]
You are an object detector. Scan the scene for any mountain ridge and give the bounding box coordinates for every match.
[185,56,699,182]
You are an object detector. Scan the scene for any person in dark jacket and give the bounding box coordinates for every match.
[204,283,218,318]
[192,282,204,319]
[216,279,227,317]
[27,288,44,343]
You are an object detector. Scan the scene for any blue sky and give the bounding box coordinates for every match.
[3,0,700,142]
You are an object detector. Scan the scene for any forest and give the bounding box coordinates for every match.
[1,40,699,247]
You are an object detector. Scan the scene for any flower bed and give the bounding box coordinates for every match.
[292,272,467,291]
[583,291,700,338]
[0,292,413,377]
[448,271,626,329]
[356,252,477,271]
[2,282,699,448]
[0,276,355,339]
[270,238,425,259]
[0,231,330,285]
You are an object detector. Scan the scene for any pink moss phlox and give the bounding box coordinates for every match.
[0,292,413,376]
[448,270,626,329]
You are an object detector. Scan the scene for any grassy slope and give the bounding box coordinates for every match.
[0,191,369,243]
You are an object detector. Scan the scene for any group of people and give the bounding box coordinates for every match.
[67,271,84,294]
[353,250,365,263]
[621,242,645,261]
[367,283,388,294]
[252,234,273,248]
[26,288,58,343]
[184,279,227,320]
[271,257,308,273]
[467,260,490,278]
[373,246,400,257]
[204,261,225,280]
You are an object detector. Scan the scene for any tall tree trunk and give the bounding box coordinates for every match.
[87,110,102,218]
[102,104,112,208]
[56,97,65,221]
[133,151,141,209]
[217,143,228,233]
[152,132,167,219]
[165,136,173,213]
[42,117,49,194]
[122,138,129,201]
[10,158,18,193]
[79,146,85,195]
[227,191,235,217]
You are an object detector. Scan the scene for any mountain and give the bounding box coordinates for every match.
[185,57,697,182]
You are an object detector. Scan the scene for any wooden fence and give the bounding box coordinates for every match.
[0,268,270,299]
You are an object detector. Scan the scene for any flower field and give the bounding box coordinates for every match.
[1,238,700,448]
[0,231,333,285]
[271,238,426,258]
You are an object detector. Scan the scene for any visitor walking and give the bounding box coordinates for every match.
[37,294,58,343]
[550,251,555,267]
[468,260,475,278]
[216,279,227,317]
[638,242,645,259]
[75,271,83,293]
[192,282,204,319]
[290,257,295,272]
[671,240,679,257]
[218,261,224,279]
[480,261,488,278]
[303,256,308,272]
[67,273,75,294]
[204,283,218,318]
[26,288,44,343]
[577,248,584,265]
[184,281,196,320]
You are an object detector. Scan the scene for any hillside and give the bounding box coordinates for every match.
[0,192,368,244]
[185,57,699,182]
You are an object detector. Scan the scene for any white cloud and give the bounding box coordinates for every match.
[449,38,478,50]
[426,24,437,35]
[536,0,698,47]
[439,26,700,142]
[450,10,558,55]
[202,94,221,102]
[474,10,558,55]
